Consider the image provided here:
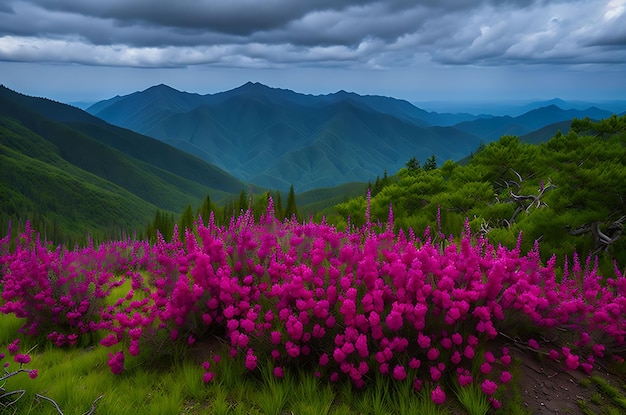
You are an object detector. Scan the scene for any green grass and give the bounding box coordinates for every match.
[455,382,490,415]
[0,331,540,415]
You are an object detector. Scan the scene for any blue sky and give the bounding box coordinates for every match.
[1,0,625,106]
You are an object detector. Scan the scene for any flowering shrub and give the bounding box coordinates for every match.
[2,202,626,409]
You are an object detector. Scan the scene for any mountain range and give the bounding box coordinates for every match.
[87,82,618,192]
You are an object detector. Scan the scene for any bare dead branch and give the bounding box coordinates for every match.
[36,393,65,415]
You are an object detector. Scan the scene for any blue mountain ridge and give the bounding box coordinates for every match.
[87,83,620,192]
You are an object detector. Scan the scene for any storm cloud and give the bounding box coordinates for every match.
[1,0,625,69]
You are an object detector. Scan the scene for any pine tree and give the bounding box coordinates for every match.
[237,189,248,213]
[179,204,195,241]
[274,190,284,220]
[424,154,437,171]
[197,194,212,225]
[284,185,299,220]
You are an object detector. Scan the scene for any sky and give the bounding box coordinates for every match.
[0,0,625,107]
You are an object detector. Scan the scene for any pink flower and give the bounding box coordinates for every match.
[427,347,440,361]
[203,371,215,383]
[451,332,463,345]
[592,343,605,358]
[417,333,431,348]
[500,354,511,366]
[440,337,452,349]
[528,339,540,350]
[392,365,407,381]
[548,349,560,360]
[451,351,462,364]
[480,362,492,375]
[245,349,258,371]
[319,353,330,366]
[457,370,473,387]
[481,379,498,395]
[7,339,19,355]
[14,354,30,364]
[107,351,125,375]
[29,369,39,379]
[565,353,579,370]
[463,345,475,359]
[270,331,282,345]
[333,348,346,363]
[500,371,512,384]
[484,351,495,363]
[409,358,421,370]
[430,366,442,382]
[355,334,369,358]
[490,397,501,409]
[274,367,284,378]
[385,310,403,331]
[431,385,446,405]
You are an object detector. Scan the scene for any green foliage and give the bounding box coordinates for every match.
[455,383,490,415]
[284,185,300,220]
[331,115,626,265]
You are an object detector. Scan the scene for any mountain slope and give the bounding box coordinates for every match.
[87,83,483,192]
[453,105,613,141]
[0,85,250,241]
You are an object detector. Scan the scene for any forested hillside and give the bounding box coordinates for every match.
[332,115,626,267]
[0,86,250,243]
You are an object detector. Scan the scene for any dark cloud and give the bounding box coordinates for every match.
[0,0,624,70]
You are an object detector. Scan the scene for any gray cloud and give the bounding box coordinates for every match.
[0,0,624,69]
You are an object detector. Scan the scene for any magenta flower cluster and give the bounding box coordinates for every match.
[2,204,626,408]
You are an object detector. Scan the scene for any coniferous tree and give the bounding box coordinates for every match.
[284,185,299,220]
[423,154,437,171]
[179,204,195,240]
[274,190,284,220]
[237,189,248,213]
[197,194,212,225]
[406,157,421,173]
